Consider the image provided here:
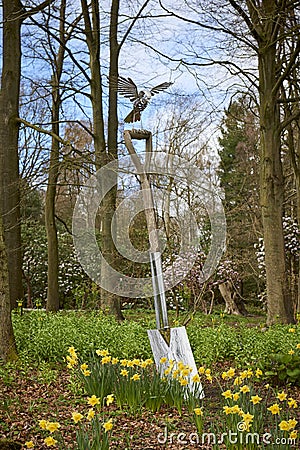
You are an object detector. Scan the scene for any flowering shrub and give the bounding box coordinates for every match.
[22,222,94,308]
[255,216,300,305]
[164,249,241,312]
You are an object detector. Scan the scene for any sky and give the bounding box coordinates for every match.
[0,0,258,184]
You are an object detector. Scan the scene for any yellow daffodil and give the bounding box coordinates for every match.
[222,390,233,399]
[288,328,295,333]
[96,349,109,356]
[288,349,295,355]
[120,359,128,366]
[205,368,211,375]
[240,385,250,394]
[72,412,84,423]
[106,394,114,406]
[231,404,241,414]
[181,368,191,377]
[67,361,76,369]
[39,419,48,430]
[265,383,270,389]
[206,374,213,383]
[112,357,119,365]
[290,430,297,439]
[288,398,298,408]
[255,368,263,378]
[44,436,57,447]
[132,359,140,366]
[279,420,290,431]
[288,418,298,429]
[160,357,167,364]
[192,374,201,383]
[247,368,253,377]
[223,406,232,415]
[66,355,78,367]
[139,360,148,368]
[172,369,180,379]
[233,393,240,401]
[227,367,236,378]
[277,391,287,401]
[250,395,262,405]
[198,366,205,374]
[46,422,60,433]
[267,403,281,415]
[145,359,153,365]
[194,407,203,416]
[103,419,113,432]
[179,377,188,386]
[240,421,252,431]
[87,409,95,421]
[120,369,128,377]
[87,395,100,406]
[234,377,242,386]
[25,441,35,448]
[83,369,91,376]
[240,370,248,379]
[80,363,88,371]
[242,412,254,423]
[296,343,300,349]
[176,362,184,371]
[127,360,135,367]
[68,346,77,356]
[131,373,140,381]
[101,356,112,364]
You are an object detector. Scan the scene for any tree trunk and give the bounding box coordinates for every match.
[0,0,24,309]
[45,1,66,312]
[45,80,60,311]
[102,0,123,320]
[81,0,123,319]
[0,214,18,362]
[218,281,247,316]
[258,44,294,325]
[45,0,66,311]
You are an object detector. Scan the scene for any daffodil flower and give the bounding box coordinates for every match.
[103,419,113,432]
[106,394,114,406]
[87,395,100,406]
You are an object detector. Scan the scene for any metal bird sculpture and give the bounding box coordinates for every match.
[118,76,173,123]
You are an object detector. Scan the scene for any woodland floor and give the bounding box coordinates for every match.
[1,364,300,450]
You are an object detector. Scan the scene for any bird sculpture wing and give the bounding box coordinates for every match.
[150,81,173,95]
[117,77,139,101]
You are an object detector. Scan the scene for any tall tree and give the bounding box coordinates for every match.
[45,0,67,312]
[0,0,25,309]
[81,0,122,319]
[0,0,53,361]
[218,96,261,297]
